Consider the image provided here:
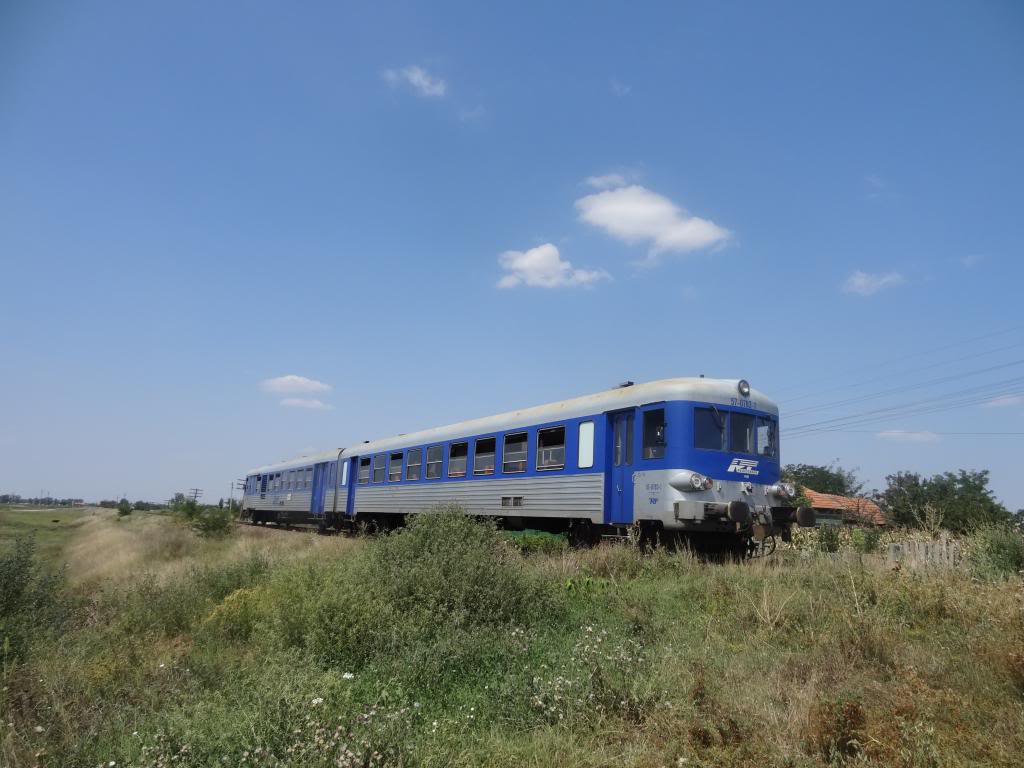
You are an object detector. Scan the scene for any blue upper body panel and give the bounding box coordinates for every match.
[245,398,781,493]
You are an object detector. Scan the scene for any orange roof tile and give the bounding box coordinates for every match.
[802,488,886,526]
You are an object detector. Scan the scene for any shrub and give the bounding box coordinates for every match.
[504,529,569,556]
[116,498,132,517]
[0,536,71,665]
[969,524,1024,580]
[850,527,881,554]
[363,504,555,629]
[257,505,560,688]
[818,525,841,553]
[191,505,234,537]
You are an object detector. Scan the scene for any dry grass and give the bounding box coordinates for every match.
[2,512,1023,767]
[62,511,357,589]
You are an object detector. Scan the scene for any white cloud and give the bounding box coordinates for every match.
[382,65,447,98]
[260,375,332,395]
[842,270,905,296]
[960,254,986,269]
[981,394,1024,408]
[609,78,632,97]
[575,184,731,262]
[497,243,609,289]
[584,173,627,190]
[280,398,333,410]
[876,430,939,443]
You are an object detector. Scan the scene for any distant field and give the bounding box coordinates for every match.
[1,508,1022,767]
[0,504,98,563]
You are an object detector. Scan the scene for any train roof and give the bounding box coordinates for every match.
[246,377,775,475]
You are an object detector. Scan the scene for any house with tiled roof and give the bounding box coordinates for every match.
[802,488,886,527]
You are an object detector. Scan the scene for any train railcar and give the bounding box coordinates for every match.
[239,378,814,552]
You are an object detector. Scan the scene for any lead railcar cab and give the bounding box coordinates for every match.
[239,378,814,553]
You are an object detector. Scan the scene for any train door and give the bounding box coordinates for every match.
[311,462,328,516]
[259,474,267,499]
[606,409,635,525]
[345,457,359,517]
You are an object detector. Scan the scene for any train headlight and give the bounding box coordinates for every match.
[738,379,751,397]
[669,471,714,493]
[770,482,796,499]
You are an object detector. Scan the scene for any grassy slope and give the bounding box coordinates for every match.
[1,510,1022,768]
[0,505,95,563]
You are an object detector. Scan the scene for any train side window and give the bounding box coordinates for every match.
[358,457,370,484]
[694,407,726,450]
[729,412,755,454]
[578,421,595,468]
[372,455,386,483]
[341,460,349,486]
[305,468,311,488]
[426,446,443,478]
[642,409,667,459]
[502,432,528,473]
[537,426,565,471]
[757,416,778,457]
[613,414,634,466]
[388,452,403,481]
[406,448,423,480]
[448,442,468,477]
[473,437,496,475]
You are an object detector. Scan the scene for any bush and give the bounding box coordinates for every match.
[191,505,234,537]
[850,527,881,554]
[504,529,569,556]
[254,505,560,687]
[0,536,71,665]
[818,525,841,553]
[969,524,1024,580]
[362,504,554,630]
[116,498,132,517]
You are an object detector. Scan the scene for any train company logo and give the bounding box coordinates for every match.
[726,458,760,476]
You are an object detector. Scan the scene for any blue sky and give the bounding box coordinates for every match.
[1,1,1022,508]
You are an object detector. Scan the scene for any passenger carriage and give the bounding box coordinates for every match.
[240,378,813,552]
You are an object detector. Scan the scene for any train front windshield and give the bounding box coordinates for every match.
[693,406,778,457]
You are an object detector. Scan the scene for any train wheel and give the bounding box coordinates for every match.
[568,520,597,549]
[637,522,664,552]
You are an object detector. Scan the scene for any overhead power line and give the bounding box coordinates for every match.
[783,377,1024,436]
[784,358,1024,418]
[794,431,1024,437]
[779,339,1024,406]
[773,322,1024,400]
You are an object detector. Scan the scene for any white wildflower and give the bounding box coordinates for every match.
[342,672,354,680]
[34,725,44,733]
[311,697,324,706]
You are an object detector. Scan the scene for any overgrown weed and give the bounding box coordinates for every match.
[2,509,1023,767]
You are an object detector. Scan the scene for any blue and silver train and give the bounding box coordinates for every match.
[239,378,814,552]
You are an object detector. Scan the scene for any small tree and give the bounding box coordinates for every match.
[116,498,132,517]
[880,469,1009,533]
[782,462,864,496]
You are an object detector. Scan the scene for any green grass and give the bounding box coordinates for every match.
[0,505,94,563]
[2,508,1022,767]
